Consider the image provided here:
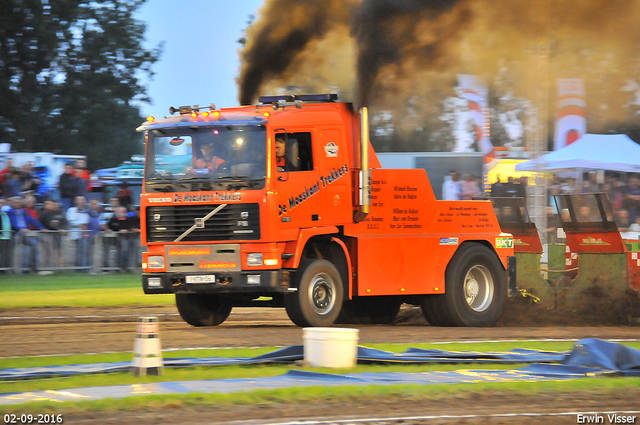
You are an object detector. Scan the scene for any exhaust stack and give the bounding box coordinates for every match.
[355,107,370,223]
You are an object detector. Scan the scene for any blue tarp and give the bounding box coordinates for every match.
[0,339,638,406]
[0,345,567,380]
[1,339,639,406]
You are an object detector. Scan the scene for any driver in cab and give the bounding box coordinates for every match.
[275,133,298,172]
[195,140,226,172]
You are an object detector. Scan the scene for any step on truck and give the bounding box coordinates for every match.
[138,94,516,327]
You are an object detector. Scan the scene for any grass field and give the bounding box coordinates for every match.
[0,273,173,307]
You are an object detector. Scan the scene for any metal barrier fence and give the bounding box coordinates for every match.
[0,230,145,274]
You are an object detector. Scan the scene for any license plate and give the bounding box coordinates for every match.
[186,275,216,284]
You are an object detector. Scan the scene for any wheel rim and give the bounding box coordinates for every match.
[463,265,494,312]
[307,272,336,315]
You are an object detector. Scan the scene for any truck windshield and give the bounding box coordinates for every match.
[145,125,266,192]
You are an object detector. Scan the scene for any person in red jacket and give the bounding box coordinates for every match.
[194,140,226,172]
[23,195,40,229]
[0,158,14,197]
[74,159,91,193]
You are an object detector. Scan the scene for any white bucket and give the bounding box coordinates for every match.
[303,327,359,368]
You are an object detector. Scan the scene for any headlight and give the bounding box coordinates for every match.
[147,256,165,269]
[247,275,261,285]
[247,253,263,267]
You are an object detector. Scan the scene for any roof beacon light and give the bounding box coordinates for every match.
[258,93,338,105]
[296,94,338,102]
[146,116,155,122]
[258,95,295,104]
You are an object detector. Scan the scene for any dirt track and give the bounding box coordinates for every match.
[1,304,639,357]
[1,303,639,424]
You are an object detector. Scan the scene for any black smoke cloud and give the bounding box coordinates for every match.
[238,0,640,133]
[351,0,470,106]
[237,0,352,105]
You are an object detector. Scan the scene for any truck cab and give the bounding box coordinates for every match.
[138,94,515,327]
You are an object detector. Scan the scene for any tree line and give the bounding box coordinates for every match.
[0,0,162,170]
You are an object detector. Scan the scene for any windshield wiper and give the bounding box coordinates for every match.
[148,176,177,184]
[212,176,265,190]
[214,175,264,181]
[147,176,187,192]
[179,177,212,182]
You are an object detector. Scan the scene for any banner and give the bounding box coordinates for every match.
[554,79,586,151]
[457,74,494,165]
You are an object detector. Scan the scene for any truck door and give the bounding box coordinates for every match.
[274,130,324,229]
[316,128,350,222]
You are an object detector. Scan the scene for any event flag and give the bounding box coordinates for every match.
[554,79,586,151]
[457,74,494,165]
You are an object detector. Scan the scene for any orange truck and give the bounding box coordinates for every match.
[138,94,516,327]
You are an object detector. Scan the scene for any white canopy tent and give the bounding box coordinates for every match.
[515,134,640,173]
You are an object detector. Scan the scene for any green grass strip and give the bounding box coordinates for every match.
[0,273,173,307]
[0,273,140,291]
[0,288,173,308]
[1,376,639,415]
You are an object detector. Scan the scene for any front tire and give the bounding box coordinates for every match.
[284,259,344,327]
[421,243,506,327]
[175,293,232,327]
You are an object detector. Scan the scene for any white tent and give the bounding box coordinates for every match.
[515,134,640,173]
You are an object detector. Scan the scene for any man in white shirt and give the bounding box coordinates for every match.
[442,171,462,200]
[99,197,120,272]
[66,195,91,272]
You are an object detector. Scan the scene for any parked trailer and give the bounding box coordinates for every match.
[137,94,516,327]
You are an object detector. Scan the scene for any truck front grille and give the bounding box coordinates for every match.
[146,203,260,243]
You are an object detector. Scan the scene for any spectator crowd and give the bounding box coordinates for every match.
[0,158,141,274]
[443,169,640,242]
[544,173,640,236]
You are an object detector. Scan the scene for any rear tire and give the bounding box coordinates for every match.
[421,243,506,327]
[284,259,343,327]
[175,293,232,327]
[421,294,455,326]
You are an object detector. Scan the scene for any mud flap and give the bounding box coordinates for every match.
[508,255,517,297]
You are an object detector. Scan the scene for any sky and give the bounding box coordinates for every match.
[135,0,264,120]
